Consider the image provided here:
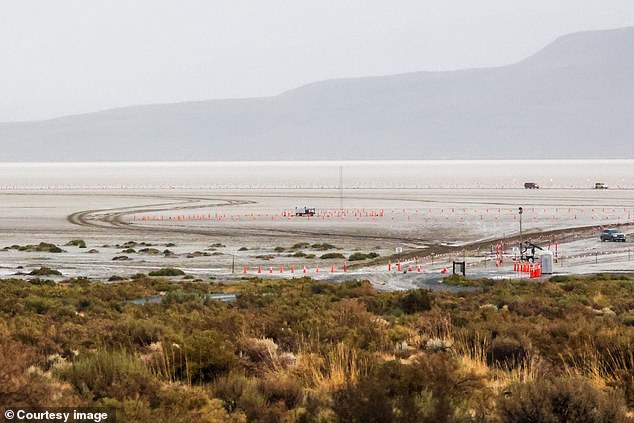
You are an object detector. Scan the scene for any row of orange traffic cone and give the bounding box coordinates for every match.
[513,261,542,278]
[247,263,348,274]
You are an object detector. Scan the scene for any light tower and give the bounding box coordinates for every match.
[518,207,523,259]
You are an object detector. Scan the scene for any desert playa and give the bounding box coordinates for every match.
[1,161,633,286]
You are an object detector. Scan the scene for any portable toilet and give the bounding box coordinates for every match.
[541,251,554,274]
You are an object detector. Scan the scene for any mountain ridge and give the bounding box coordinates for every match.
[1,26,632,160]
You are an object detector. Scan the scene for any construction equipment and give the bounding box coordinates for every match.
[521,241,543,262]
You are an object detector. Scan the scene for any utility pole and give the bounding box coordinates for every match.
[339,165,343,212]
[518,207,523,259]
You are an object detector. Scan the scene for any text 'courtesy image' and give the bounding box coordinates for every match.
[1,2,633,422]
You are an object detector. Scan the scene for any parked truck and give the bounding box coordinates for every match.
[524,182,540,189]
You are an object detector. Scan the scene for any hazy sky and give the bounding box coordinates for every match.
[1,0,633,121]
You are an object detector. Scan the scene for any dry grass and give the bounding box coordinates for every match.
[452,329,490,378]
[562,341,634,389]
[294,342,371,391]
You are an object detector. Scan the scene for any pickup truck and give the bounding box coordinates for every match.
[294,206,316,217]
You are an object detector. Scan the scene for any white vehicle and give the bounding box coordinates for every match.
[294,206,316,217]
[595,182,608,190]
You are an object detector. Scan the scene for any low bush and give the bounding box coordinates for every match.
[57,349,159,404]
[398,289,432,314]
[290,242,310,250]
[148,268,185,277]
[0,273,632,420]
[348,252,379,261]
[21,242,64,253]
[487,336,527,368]
[498,376,626,423]
[311,243,336,251]
[320,253,345,259]
[29,267,62,276]
[179,330,237,383]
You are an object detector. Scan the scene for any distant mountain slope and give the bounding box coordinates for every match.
[1,27,632,161]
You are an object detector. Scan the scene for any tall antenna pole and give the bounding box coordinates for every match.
[339,165,343,212]
[518,207,523,259]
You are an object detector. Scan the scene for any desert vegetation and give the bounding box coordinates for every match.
[3,242,64,253]
[0,274,632,422]
[348,252,380,261]
[66,239,87,248]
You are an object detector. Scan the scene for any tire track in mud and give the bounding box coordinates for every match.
[67,195,255,229]
[66,194,429,244]
[66,192,634,248]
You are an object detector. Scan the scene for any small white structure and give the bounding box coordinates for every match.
[511,247,520,261]
[541,251,554,274]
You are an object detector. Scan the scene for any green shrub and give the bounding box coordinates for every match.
[333,355,480,423]
[320,253,345,259]
[311,243,336,251]
[620,312,634,327]
[181,330,237,383]
[148,268,185,277]
[162,290,204,305]
[259,373,303,409]
[348,252,379,261]
[498,377,625,423]
[110,319,165,347]
[487,336,527,368]
[398,289,432,314]
[138,248,161,255]
[290,242,310,250]
[57,349,159,403]
[24,242,64,253]
[28,266,62,276]
[25,296,55,314]
[214,372,252,412]
[310,282,336,295]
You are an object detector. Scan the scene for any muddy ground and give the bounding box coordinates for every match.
[1,188,633,289]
